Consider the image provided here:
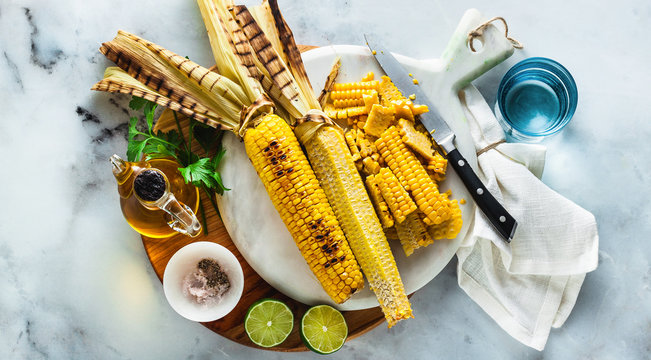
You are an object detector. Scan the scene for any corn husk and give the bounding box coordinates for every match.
[91,30,249,131]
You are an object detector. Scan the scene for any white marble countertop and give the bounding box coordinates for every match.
[1,0,649,358]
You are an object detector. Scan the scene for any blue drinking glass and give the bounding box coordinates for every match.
[495,57,578,142]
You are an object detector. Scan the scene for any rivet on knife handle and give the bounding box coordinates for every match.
[446,149,517,241]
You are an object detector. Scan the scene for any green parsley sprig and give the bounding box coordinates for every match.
[127,96,229,232]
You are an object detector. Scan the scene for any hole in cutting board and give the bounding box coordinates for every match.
[469,37,484,52]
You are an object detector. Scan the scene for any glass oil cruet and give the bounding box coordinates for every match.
[110,154,201,238]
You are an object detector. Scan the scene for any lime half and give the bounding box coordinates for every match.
[300,305,348,354]
[244,299,294,348]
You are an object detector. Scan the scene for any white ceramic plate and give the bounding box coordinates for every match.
[216,45,477,311]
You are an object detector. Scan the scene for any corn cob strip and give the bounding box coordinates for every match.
[376,167,417,224]
[365,175,395,228]
[376,126,452,225]
[333,98,365,108]
[245,115,364,303]
[395,213,433,256]
[297,124,412,326]
[333,80,380,92]
[426,199,463,240]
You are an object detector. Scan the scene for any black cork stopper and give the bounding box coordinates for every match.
[134,170,166,201]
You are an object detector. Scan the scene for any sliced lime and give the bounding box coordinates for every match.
[300,305,348,354]
[244,299,294,348]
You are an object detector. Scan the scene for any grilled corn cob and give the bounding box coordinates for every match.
[376,126,451,225]
[245,115,364,303]
[297,123,412,327]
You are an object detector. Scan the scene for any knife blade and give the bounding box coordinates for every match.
[364,34,518,242]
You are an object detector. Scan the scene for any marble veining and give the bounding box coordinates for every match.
[0,0,649,359]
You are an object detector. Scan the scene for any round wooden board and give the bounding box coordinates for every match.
[142,45,386,351]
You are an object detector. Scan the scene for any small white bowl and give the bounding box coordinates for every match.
[163,242,244,322]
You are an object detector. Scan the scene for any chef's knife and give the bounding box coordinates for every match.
[364,34,517,242]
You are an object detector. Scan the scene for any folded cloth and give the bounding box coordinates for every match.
[455,86,599,350]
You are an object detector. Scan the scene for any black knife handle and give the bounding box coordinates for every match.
[446,149,517,242]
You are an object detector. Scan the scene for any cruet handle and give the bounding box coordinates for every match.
[156,192,202,237]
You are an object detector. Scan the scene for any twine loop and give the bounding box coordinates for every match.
[477,139,506,156]
[467,16,523,52]
[237,93,275,137]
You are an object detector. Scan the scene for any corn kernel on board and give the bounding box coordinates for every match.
[142,52,389,352]
[216,45,475,311]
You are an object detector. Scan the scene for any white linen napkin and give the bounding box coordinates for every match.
[455,86,599,350]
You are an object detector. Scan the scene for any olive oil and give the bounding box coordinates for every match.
[111,156,199,238]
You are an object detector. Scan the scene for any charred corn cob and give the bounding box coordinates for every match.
[376,126,451,226]
[245,115,364,303]
[365,174,395,228]
[298,124,412,327]
[395,213,433,256]
[426,199,463,240]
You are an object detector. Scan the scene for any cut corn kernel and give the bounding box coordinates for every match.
[361,71,375,81]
